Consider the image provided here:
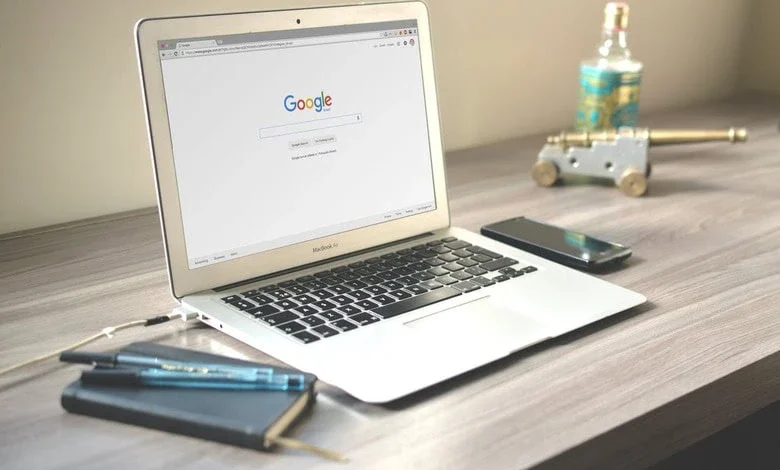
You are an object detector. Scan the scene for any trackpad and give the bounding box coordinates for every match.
[404,296,550,350]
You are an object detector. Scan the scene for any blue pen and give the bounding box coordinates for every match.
[80,368,307,391]
[60,351,274,378]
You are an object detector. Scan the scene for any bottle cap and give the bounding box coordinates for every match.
[603,2,629,30]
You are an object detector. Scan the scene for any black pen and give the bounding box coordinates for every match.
[80,368,306,391]
[60,351,274,377]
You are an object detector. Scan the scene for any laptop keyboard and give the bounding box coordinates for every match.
[219,237,537,344]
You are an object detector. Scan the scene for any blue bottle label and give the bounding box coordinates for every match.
[575,64,641,130]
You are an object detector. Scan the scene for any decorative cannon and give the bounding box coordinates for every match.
[531,127,748,196]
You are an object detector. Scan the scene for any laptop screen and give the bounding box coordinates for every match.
[157,20,436,269]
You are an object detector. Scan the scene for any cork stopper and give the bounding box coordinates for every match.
[604,2,630,30]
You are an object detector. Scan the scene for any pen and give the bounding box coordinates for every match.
[80,368,307,391]
[60,351,274,378]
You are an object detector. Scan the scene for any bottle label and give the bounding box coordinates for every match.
[575,65,641,130]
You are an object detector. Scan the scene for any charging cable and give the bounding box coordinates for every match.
[0,307,199,377]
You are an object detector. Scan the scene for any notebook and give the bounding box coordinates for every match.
[60,342,324,455]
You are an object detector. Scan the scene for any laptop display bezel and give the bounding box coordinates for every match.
[135,1,450,298]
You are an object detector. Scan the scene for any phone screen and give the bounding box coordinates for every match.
[491,217,624,258]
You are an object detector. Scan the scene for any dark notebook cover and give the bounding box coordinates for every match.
[61,342,317,450]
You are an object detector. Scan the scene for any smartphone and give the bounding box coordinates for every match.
[480,216,632,271]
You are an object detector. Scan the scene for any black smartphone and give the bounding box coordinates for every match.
[480,216,632,271]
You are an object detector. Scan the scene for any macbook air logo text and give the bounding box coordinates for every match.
[312,242,338,253]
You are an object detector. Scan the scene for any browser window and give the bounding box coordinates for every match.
[157,21,435,269]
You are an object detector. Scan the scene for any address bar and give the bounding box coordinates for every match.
[179,32,382,58]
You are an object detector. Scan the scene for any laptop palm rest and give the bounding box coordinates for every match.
[404,296,550,350]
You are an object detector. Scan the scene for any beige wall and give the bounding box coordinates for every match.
[741,0,780,93]
[0,0,753,235]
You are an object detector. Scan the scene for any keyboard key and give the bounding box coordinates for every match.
[276,321,306,334]
[472,276,495,287]
[292,331,320,344]
[453,281,481,293]
[495,275,511,282]
[428,266,450,277]
[416,250,438,259]
[221,295,242,303]
[248,304,280,317]
[438,253,460,263]
[313,300,337,310]
[406,284,428,295]
[481,257,518,271]
[276,299,299,310]
[248,294,274,305]
[287,285,309,295]
[372,286,462,319]
[294,305,319,316]
[480,249,503,259]
[377,271,396,281]
[397,248,413,255]
[353,267,374,277]
[301,315,326,327]
[351,312,380,326]
[452,249,472,258]
[426,258,446,267]
[409,262,430,272]
[443,262,464,272]
[499,267,518,276]
[231,299,256,311]
[331,319,358,332]
[346,290,371,301]
[509,270,525,278]
[322,277,342,286]
[398,276,418,286]
[337,305,362,316]
[262,311,299,326]
[470,254,492,264]
[344,280,368,290]
[430,245,451,254]
[426,240,444,246]
[313,325,339,338]
[451,271,473,281]
[522,265,538,273]
[336,272,360,282]
[377,262,395,272]
[411,271,436,281]
[356,299,379,310]
[387,259,407,268]
[381,281,403,290]
[295,275,316,283]
[441,237,458,242]
[411,244,428,251]
[314,270,332,278]
[239,289,260,297]
[332,266,350,273]
[293,294,317,304]
[419,280,443,290]
[380,252,399,260]
[373,294,396,305]
[365,257,382,264]
[465,266,488,276]
[401,254,423,263]
[279,280,297,288]
[348,261,367,269]
[328,284,351,295]
[392,267,415,276]
[319,310,344,321]
[445,240,471,250]
[436,276,458,285]
[304,280,328,290]
[361,275,383,285]
[310,289,333,299]
[457,258,479,268]
[260,284,278,293]
[269,289,291,300]
[331,295,354,306]
[366,285,387,295]
[389,289,413,300]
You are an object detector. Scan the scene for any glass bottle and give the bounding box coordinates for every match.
[575,2,643,130]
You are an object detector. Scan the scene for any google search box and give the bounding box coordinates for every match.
[259,113,363,139]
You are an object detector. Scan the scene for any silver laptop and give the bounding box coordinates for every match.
[135,1,645,403]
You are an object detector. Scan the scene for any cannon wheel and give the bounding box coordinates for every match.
[531,160,559,187]
[618,168,648,197]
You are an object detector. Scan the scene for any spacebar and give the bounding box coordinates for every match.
[372,287,462,319]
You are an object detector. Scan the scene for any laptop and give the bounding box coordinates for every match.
[135,1,646,403]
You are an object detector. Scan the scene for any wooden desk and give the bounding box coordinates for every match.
[1,97,778,469]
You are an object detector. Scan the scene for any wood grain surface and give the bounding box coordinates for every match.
[1,96,779,470]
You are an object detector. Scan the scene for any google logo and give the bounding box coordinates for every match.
[284,92,333,112]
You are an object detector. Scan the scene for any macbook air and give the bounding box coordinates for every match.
[135,1,646,403]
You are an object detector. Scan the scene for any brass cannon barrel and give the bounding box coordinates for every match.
[547,127,748,147]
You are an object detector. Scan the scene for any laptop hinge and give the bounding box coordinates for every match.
[213,232,435,292]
